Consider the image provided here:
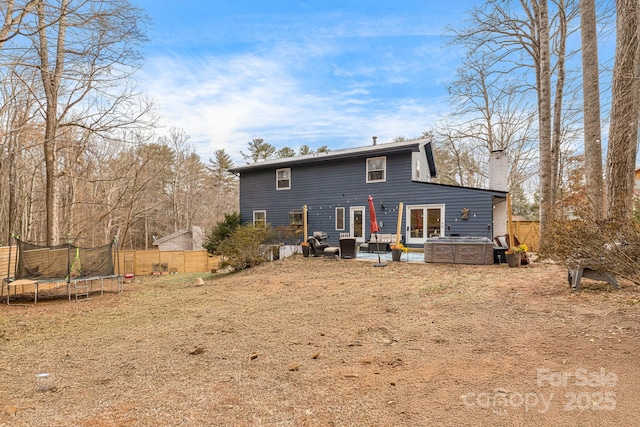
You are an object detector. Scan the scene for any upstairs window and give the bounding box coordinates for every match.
[366,157,386,183]
[276,168,291,190]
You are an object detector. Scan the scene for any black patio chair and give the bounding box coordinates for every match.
[339,238,357,259]
[307,237,329,257]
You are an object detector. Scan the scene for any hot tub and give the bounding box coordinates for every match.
[424,236,494,265]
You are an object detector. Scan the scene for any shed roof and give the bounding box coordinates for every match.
[153,229,191,245]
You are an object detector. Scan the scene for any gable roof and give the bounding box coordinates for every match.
[153,229,191,245]
[153,226,203,245]
[229,138,434,174]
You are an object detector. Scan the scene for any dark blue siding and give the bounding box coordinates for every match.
[238,152,504,246]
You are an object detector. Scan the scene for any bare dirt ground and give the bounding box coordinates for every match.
[1,256,640,426]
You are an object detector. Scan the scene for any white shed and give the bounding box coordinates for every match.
[153,226,204,251]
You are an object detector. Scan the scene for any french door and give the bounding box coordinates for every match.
[350,206,365,243]
[406,205,444,245]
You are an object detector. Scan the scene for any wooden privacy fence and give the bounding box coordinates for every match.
[116,250,220,276]
[0,247,220,280]
[508,220,540,252]
[0,248,18,281]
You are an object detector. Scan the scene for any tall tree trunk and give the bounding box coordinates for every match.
[606,0,639,222]
[551,0,568,215]
[537,0,555,251]
[37,0,69,245]
[42,103,59,246]
[7,140,16,243]
[580,0,604,219]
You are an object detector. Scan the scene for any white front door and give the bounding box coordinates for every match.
[350,206,365,243]
[406,205,445,245]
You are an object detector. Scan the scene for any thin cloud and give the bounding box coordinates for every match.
[139,50,449,164]
[136,7,460,164]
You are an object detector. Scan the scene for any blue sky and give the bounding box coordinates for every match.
[130,0,477,164]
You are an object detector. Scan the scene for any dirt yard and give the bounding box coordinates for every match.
[1,256,639,426]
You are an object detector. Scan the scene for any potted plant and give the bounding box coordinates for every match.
[505,244,528,268]
[390,243,408,262]
[301,241,310,257]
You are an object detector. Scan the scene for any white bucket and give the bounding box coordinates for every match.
[35,373,51,392]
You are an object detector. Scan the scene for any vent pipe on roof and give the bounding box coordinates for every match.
[372,136,377,145]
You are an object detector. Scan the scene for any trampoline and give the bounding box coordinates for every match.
[2,236,122,304]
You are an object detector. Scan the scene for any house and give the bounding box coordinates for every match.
[229,138,508,248]
[153,226,204,251]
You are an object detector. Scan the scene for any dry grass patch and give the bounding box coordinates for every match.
[1,257,640,426]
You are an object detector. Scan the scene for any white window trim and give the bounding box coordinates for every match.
[405,204,445,245]
[288,209,304,226]
[366,156,386,183]
[335,207,345,231]
[350,206,366,243]
[253,210,267,228]
[276,168,291,190]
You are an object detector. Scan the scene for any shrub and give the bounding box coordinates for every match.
[203,212,241,255]
[218,224,276,270]
[272,225,301,245]
[546,216,640,285]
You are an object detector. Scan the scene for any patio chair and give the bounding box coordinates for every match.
[307,237,329,257]
[339,238,357,259]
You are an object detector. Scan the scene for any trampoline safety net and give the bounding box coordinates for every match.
[16,239,115,281]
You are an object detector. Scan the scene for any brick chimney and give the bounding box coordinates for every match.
[489,150,508,192]
[489,149,509,238]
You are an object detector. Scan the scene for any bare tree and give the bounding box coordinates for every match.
[441,49,539,192]
[579,0,604,219]
[431,129,486,188]
[0,56,45,242]
[451,0,579,252]
[0,0,37,48]
[535,0,556,250]
[158,128,188,233]
[605,0,639,222]
[64,132,126,246]
[21,0,150,245]
[115,140,172,249]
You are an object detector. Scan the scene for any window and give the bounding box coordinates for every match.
[366,157,386,183]
[276,168,291,190]
[253,210,266,228]
[335,207,345,230]
[289,209,304,226]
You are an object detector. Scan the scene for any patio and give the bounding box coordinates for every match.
[354,249,424,263]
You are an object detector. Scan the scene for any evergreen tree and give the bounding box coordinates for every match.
[277,147,296,158]
[298,145,313,155]
[240,138,276,163]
